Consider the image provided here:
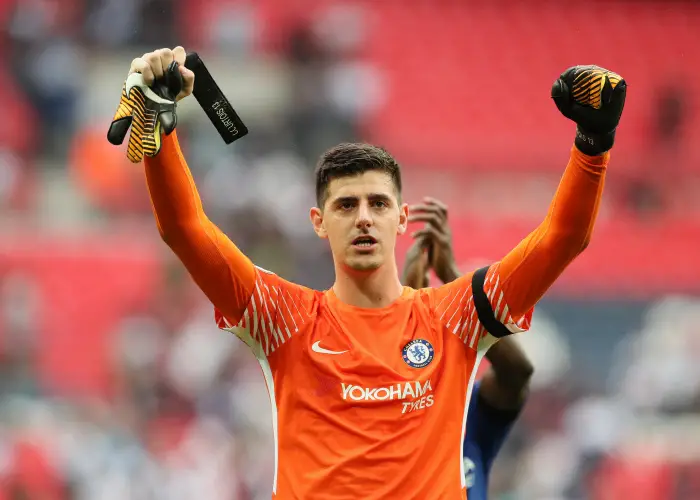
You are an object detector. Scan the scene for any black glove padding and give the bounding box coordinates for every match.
[552,65,627,155]
[107,61,183,163]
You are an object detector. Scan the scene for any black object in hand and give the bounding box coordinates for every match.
[185,52,249,144]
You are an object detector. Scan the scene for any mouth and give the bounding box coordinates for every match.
[351,235,378,250]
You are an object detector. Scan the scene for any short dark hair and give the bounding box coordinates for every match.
[314,143,402,208]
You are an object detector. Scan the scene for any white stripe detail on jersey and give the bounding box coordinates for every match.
[218,267,315,493]
[435,291,451,313]
[286,287,310,323]
[261,282,281,350]
[500,301,509,323]
[447,288,469,332]
[460,348,487,488]
[257,352,279,493]
[477,331,500,353]
[278,292,294,333]
[494,293,505,323]
[224,269,308,356]
[220,322,280,494]
[466,298,477,343]
[469,316,481,349]
[251,291,260,344]
[255,265,274,274]
[280,291,298,334]
[460,299,476,344]
[439,290,461,322]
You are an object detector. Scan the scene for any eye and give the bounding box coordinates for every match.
[372,200,388,209]
[339,202,355,211]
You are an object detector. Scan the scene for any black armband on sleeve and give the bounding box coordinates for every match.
[471,266,512,339]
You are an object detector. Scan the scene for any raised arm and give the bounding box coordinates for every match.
[420,67,626,347]
[111,47,257,324]
[145,131,256,323]
[497,147,606,320]
[498,65,626,320]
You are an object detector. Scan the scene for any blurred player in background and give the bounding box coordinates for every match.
[107,46,626,499]
[402,197,533,500]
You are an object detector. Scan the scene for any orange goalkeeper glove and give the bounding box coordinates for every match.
[107,61,183,163]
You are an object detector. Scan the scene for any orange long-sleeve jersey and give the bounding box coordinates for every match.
[144,133,606,499]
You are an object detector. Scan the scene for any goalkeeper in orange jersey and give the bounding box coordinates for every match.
[107,47,625,499]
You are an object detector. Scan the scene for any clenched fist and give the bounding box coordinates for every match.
[551,65,627,155]
[128,47,195,102]
[107,47,195,163]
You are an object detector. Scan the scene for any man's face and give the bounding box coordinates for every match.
[310,171,408,272]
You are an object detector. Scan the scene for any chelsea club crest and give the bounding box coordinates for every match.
[402,339,434,368]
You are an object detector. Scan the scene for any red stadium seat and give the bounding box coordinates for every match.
[0,233,161,399]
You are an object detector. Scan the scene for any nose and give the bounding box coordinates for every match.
[355,200,373,230]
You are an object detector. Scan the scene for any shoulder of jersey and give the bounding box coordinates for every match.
[413,285,438,303]
[255,266,323,301]
[255,265,275,275]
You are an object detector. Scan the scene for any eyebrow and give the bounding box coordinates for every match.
[368,193,393,204]
[332,196,358,206]
[331,193,393,206]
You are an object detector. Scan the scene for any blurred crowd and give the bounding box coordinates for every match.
[1,0,700,499]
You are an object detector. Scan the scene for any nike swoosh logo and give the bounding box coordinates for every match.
[311,341,348,355]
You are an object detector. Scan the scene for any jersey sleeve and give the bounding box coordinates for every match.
[431,147,606,349]
[144,132,257,322]
[431,264,533,351]
[144,133,313,357]
[215,267,314,357]
[495,147,608,318]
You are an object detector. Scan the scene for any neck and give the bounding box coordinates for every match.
[332,261,404,308]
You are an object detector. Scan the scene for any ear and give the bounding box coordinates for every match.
[397,202,409,235]
[310,206,328,239]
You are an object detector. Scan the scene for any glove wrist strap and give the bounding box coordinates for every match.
[575,127,615,156]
